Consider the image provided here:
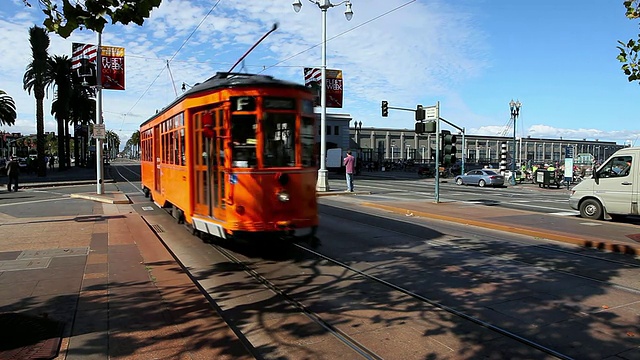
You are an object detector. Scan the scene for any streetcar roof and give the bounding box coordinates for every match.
[140,72,310,127]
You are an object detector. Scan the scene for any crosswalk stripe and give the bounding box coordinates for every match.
[549,211,580,216]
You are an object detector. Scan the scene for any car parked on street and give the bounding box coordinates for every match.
[454,169,505,187]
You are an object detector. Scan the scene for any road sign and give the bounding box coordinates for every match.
[565,146,574,159]
[93,124,106,139]
[425,105,438,120]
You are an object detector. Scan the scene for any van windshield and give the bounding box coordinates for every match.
[597,156,632,178]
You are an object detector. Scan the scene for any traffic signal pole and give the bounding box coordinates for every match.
[434,102,440,203]
[382,100,467,203]
[440,117,466,175]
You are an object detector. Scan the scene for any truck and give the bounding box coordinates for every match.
[326,148,357,173]
[569,146,636,220]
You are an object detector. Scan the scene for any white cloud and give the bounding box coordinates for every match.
[1,0,637,148]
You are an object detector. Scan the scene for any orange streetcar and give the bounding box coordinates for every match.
[140,72,318,239]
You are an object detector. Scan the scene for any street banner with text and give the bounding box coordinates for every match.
[71,43,125,90]
[304,68,343,108]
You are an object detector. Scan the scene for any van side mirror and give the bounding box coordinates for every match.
[593,167,599,184]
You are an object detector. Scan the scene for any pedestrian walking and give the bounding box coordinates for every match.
[343,150,355,192]
[6,156,20,192]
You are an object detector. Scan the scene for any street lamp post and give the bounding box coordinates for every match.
[509,99,521,185]
[293,0,353,192]
[391,142,396,162]
[354,120,362,144]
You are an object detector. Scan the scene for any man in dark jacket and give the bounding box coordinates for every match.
[6,156,20,192]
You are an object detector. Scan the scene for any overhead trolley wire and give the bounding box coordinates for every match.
[260,0,417,74]
[121,0,222,130]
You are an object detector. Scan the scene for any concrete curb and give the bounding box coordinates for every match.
[70,191,131,204]
[362,202,640,255]
[317,191,373,197]
[20,179,115,189]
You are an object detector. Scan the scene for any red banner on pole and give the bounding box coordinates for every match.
[71,43,125,90]
[304,68,343,108]
[101,46,125,90]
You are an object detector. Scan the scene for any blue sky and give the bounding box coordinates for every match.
[0,0,638,147]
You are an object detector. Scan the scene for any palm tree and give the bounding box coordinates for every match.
[69,79,95,167]
[46,55,72,170]
[105,130,120,160]
[129,130,140,159]
[23,26,50,177]
[0,90,17,126]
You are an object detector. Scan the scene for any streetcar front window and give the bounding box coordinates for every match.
[231,115,257,168]
[263,113,296,167]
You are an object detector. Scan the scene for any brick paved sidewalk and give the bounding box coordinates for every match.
[0,192,252,359]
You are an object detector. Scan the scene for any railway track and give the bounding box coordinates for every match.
[114,163,640,359]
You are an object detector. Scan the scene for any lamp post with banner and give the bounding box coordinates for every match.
[293,0,353,192]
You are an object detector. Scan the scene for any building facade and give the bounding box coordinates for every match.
[313,114,626,167]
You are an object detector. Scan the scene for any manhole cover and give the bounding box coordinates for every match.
[0,312,64,360]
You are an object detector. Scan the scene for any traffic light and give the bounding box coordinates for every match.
[415,105,425,121]
[441,130,457,166]
[381,100,388,117]
[415,122,425,134]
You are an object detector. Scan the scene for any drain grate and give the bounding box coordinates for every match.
[0,312,64,359]
[151,224,165,233]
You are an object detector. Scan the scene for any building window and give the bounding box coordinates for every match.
[326,125,331,135]
[334,125,339,135]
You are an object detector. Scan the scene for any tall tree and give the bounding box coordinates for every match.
[105,130,120,159]
[617,1,640,83]
[0,90,17,126]
[23,0,162,38]
[23,26,50,177]
[129,130,140,159]
[46,55,72,170]
[69,79,95,167]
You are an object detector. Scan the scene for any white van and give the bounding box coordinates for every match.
[569,146,636,220]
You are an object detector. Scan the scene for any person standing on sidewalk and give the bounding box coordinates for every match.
[5,156,19,192]
[344,150,355,192]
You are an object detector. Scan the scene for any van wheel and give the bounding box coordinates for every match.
[580,199,603,220]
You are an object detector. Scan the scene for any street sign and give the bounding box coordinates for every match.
[425,106,438,120]
[565,146,574,159]
[93,124,106,139]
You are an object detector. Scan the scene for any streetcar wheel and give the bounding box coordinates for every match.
[143,187,150,198]
[456,178,463,186]
[579,199,603,220]
[478,179,486,187]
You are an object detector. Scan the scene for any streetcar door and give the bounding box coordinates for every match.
[193,109,226,220]
[154,125,161,193]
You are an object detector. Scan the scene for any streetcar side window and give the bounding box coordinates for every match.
[301,116,315,167]
[263,113,296,167]
[231,114,257,168]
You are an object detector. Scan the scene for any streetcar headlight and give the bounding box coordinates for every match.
[277,191,290,202]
